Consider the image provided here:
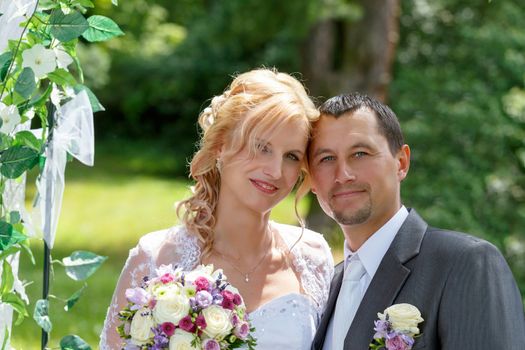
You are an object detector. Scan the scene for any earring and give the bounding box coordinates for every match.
[216,158,222,173]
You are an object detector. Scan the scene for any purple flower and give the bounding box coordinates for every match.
[178,315,196,332]
[373,319,391,339]
[202,339,220,350]
[151,325,170,350]
[385,334,412,350]
[231,313,240,326]
[125,287,149,310]
[195,290,213,308]
[234,321,250,340]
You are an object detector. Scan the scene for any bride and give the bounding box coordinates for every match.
[100,68,334,349]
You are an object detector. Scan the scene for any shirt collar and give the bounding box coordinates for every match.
[344,206,409,278]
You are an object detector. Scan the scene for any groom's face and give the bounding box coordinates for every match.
[309,109,408,232]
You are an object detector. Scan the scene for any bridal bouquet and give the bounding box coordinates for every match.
[117,264,256,350]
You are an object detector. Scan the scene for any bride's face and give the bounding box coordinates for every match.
[219,119,308,215]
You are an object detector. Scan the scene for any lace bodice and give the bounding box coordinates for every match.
[100,223,334,349]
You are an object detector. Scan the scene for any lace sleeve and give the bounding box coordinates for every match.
[99,227,200,349]
[99,243,153,350]
[290,227,334,313]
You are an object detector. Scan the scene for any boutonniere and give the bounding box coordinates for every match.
[369,303,424,350]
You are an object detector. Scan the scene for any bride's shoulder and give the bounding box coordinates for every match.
[135,225,194,254]
[273,223,332,259]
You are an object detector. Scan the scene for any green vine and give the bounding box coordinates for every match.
[0,0,122,348]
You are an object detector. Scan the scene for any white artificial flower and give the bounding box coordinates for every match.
[50,84,63,106]
[185,264,215,283]
[0,0,37,52]
[378,303,424,336]
[22,44,56,78]
[202,305,233,339]
[0,102,21,134]
[129,308,155,345]
[153,290,190,324]
[169,329,198,350]
[54,47,74,69]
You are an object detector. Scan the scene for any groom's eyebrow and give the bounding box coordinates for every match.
[312,148,333,158]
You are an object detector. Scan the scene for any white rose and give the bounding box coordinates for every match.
[379,303,424,336]
[153,291,190,324]
[202,305,233,339]
[129,308,154,345]
[169,329,199,350]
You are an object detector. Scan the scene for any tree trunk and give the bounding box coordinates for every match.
[302,0,400,239]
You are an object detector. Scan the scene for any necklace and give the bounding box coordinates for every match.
[214,229,274,283]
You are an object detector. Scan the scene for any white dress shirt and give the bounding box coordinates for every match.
[322,206,409,350]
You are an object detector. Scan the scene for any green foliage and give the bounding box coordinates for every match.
[62,251,107,281]
[391,0,525,298]
[59,335,91,350]
[33,299,52,332]
[0,145,39,179]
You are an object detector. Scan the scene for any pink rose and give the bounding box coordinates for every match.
[202,339,220,350]
[194,276,210,291]
[161,322,176,337]
[178,315,196,333]
[160,273,174,284]
[195,314,207,329]
[234,321,250,340]
[233,293,242,306]
[386,335,410,350]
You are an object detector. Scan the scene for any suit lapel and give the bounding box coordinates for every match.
[312,262,344,350]
[344,209,428,350]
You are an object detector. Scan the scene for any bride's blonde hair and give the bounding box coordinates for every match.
[177,68,319,258]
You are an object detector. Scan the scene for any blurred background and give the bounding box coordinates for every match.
[12,0,525,347]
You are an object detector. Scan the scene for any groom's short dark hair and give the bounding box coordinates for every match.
[318,92,404,155]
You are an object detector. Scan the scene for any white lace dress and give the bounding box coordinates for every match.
[100,223,334,349]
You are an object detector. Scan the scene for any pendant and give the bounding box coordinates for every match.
[244,274,250,283]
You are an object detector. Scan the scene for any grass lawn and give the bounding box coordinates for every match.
[9,139,336,349]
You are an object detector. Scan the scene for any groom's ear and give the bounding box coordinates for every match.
[396,144,410,181]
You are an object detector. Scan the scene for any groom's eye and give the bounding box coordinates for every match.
[353,151,368,158]
[319,155,335,163]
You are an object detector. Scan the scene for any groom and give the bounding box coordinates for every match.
[309,92,525,350]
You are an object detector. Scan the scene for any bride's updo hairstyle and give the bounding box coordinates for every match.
[177,68,319,258]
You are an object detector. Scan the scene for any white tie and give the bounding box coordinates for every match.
[332,258,366,349]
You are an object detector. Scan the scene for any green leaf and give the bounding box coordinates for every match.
[0,221,27,251]
[0,134,11,153]
[33,299,52,332]
[74,85,104,112]
[76,0,95,8]
[14,68,36,99]
[14,131,42,151]
[64,284,86,311]
[62,251,107,281]
[26,83,53,110]
[0,245,21,262]
[49,10,89,42]
[19,238,35,265]
[9,211,20,224]
[0,52,13,82]
[60,335,91,350]
[48,68,77,87]
[0,145,39,179]
[1,292,28,325]
[82,15,124,42]
[0,259,14,296]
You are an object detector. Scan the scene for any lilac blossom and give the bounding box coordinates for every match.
[373,319,390,339]
[151,325,170,349]
[125,287,150,310]
[195,290,213,308]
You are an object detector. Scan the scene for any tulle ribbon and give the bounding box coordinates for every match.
[0,0,38,52]
[35,90,94,248]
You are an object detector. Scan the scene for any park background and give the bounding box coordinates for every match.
[10,0,525,348]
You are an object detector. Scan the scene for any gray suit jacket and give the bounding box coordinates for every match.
[312,209,525,350]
